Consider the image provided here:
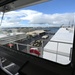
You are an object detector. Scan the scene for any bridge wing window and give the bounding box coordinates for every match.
[0,0,75,66]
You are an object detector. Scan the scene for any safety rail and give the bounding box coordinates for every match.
[5,42,43,57]
[44,40,73,62]
[1,39,73,64]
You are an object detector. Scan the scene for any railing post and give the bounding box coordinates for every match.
[56,42,59,62]
[40,40,44,57]
[0,57,2,68]
[37,47,43,57]
[27,45,30,53]
[16,43,19,50]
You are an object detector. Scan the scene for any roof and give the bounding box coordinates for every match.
[0,34,7,38]
[26,30,45,36]
[51,27,74,43]
[42,35,48,39]
[0,32,26,45]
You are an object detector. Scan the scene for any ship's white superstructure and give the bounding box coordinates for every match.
[43,26,74,64]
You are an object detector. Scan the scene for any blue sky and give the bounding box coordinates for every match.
[23,0,75,14]
[0,0,75,27]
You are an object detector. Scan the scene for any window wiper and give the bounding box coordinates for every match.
[0,11,5,26]
[0,5,8,26]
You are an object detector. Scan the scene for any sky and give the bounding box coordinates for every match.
[0,0,75,27]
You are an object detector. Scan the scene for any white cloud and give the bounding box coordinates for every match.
[26,13,75,25]
[0,9,75,27]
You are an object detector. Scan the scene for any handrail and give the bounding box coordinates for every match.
[44,50,69,57]
[50,40,73,44]
[2,38,73,59]
[13,42,42,48]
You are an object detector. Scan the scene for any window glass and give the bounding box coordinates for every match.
[0,0,74,65]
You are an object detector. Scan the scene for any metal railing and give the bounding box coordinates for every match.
[44,40,73,62]
[1,38,73,63]
[5,41,44,57]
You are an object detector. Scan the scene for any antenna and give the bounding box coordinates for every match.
[73,14,75,25]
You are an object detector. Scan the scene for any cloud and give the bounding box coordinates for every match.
[0,9,75,27]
